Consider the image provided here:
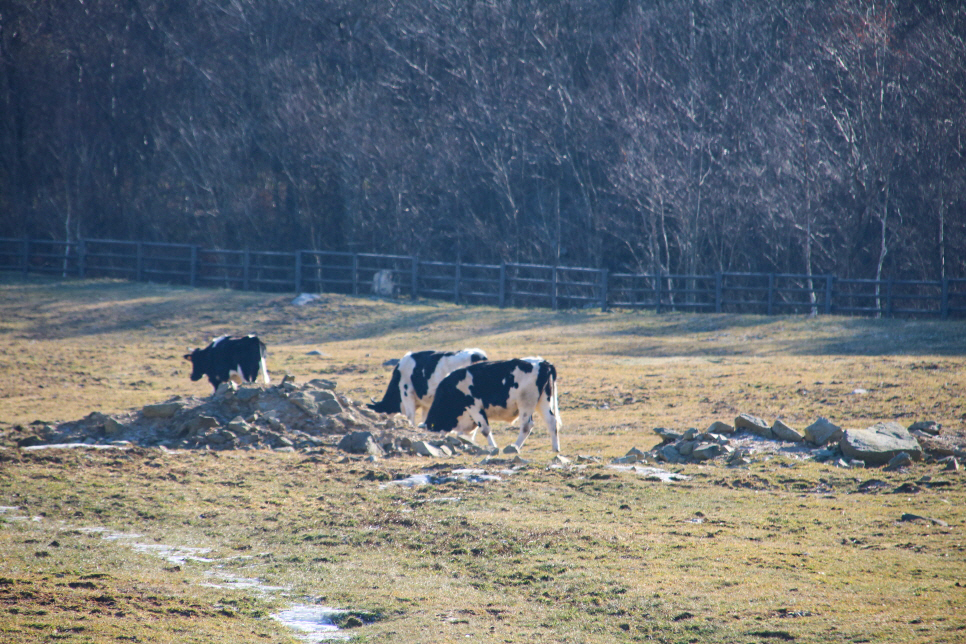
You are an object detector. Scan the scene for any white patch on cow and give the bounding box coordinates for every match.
[455,372,474,397]
[259,354,270,384]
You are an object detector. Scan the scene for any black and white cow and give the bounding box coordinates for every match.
[368,348,488,426]
[183,335,269,392]
[424,357,561,452]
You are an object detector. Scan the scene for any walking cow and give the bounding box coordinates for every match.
[184,334,269,392]
[424,357,561,452]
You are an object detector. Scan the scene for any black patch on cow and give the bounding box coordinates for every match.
[424,359,536,433]
[536,361,556,408]
[408,350,452,399]
[368,366,403,414]
[184,335,266,392]
[470,352,487,364]
[468,359,533,410]
[424,369,475,433]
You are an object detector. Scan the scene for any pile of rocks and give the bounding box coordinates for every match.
[620,414,963,470]
[12,378,404,452]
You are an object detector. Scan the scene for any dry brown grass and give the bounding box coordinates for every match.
[1,274,965,643]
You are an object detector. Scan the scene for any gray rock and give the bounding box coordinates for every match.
[274,434,294,448]
[235,387,260,402]
[103,417,125,436]
[771,419,804,442]
[707,421,735,434]
[939,456,960,471]
[143,402,182,419]
[338,431,384,457]
[654,427,682,443]
[383,358,400,367]
[226,416,251,433]
[187,415,220,435]
[502,444,521,455]
[884,452,912,470]
[681,428,700,441]
[840,422,923,467]
[908,421,942,436]
[657,444,682,463]
[411,440,442,457]
[552,454,572,466]
[625,447,648,461]
[735,413,773,438]
[803,418,843,446]
[289,392,319,415]
[317,398,344,416]
[677,440,696,457]
[692,442,725,461]
[307,378,337,390]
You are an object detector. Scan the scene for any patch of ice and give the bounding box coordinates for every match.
[129,542,215,565]
[21,443,129,451]
[608,465,692,482]
[0,506,20,513]
[381,468,502,488]
[202,570,288,594]
[273,605,351,642]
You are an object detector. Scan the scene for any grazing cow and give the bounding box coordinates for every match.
[368,348,488,426]
[424,358,561,452]
[184,335,269,392]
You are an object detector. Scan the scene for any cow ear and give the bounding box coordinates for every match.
[183,353,193,361]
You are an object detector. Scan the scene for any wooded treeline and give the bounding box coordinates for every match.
[1,0,964,280]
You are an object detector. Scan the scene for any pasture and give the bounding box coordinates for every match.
[1,275,965,643]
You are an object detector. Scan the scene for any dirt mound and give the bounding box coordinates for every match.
[10,378,429,452]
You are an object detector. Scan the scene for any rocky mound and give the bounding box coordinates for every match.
[620,413,964,470]
[9,378,436,454]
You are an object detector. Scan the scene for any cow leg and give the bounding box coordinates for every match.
[401,394,418,426]
[471,410,499,449]
[259,355,270,384]
[541,405,560,452]
[513,413,535,450]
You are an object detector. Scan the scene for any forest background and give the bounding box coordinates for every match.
[1,0,964,282]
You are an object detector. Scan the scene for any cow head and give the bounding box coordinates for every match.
[183,348,208,381]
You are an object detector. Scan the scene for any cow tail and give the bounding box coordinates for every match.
[549,365,561,430]
[368,367,403,413]
[258,339,270,384]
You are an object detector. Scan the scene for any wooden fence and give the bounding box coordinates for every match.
[2,236,965,318]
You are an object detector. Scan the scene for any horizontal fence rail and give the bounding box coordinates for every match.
[1,237,964,319]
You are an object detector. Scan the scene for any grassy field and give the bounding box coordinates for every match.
[1,275,965,643]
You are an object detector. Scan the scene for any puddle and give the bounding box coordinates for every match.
[381,468,503,489]
[608,465,692,482]
[273,604,351,642]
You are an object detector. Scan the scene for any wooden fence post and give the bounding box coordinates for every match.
[190,246,199,287]
[886,279,894,317]
[767,273,775,315]
[599,268,608,312]
[294,251,303,293]
[411,254,419,300]
[941,278,949,319]
[715,272,723,313]
[655,274,663,314]
[352,254,359,295]
[499,262,506,308]
[136,242,144,281]
[454,257,461,304]
[824,275,834,315]
[551,266,558,311]
[77,239,86,278]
